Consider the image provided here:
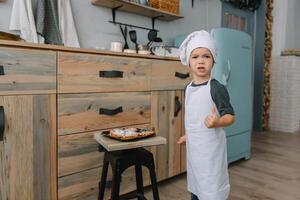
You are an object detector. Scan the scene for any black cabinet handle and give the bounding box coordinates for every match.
[99,106,123,116]
[174,96,181,117]
[99,70,123,78]
[0,65,4,75]
[175,72,189,79]
[0,106,5,141]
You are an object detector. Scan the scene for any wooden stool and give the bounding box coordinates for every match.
[98,146,160,200]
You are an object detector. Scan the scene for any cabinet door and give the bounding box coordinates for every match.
[151,90,183,181]
[0,95,56,200]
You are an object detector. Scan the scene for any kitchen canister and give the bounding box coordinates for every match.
[110,42,123,52]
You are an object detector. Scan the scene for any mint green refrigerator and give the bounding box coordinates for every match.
[211,28,253,163]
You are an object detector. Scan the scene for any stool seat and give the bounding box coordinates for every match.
[98,147,160,200]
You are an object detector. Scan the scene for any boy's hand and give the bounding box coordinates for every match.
[204,107,219,128]
[177,135,186,144]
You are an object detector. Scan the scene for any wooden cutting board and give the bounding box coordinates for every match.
[94,132,166,151]
[0,31,23,41]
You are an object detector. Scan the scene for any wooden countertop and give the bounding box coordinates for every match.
[0,39,180,61]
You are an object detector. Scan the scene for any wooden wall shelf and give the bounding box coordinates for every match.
[91,0,183,21]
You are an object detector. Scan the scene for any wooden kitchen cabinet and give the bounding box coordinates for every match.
[0,46,57,200]
[0,95,57,200]
[151,90,184,181]
[0,41,189,200]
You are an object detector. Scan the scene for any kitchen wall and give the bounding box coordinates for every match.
[0,0,221,49]
[285,0,300,50]
[272,0,300,56]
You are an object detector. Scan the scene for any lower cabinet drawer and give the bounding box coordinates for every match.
[151,60,191,90]
[58,166,150,200]
[0,47,56,95]
[57,52,151,93]
[58,124,151,177]
[58,130,103,177]
[58,92,151,135]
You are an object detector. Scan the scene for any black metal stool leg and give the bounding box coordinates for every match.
[111,165,122,200]
[148,163,159,200]
[135,164,144,200]
[98,153,109,200]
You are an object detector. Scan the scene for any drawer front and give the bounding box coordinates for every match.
[58,124,150,177]
[58,92,151,135]
[58,52,151,93]
[151,60,192,90]
[58,166,150,200]
[0,47,56,95]
[58,131,102,177]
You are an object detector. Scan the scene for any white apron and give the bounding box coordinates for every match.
[185,79,230,200]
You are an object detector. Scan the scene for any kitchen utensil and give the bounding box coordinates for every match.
[154,37,162,43]
[129,30,138,53]
[147,37,163,50]
[146,29,157,47]
[120,25,129,49]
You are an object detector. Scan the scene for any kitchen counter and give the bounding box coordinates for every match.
[0,41,190,200]
[0,39,179,61]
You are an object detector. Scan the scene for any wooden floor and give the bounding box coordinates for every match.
[144,131,300,200]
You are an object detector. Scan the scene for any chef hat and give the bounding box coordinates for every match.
[179,30,217,66]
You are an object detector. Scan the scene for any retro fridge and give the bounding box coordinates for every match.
[175,28,253,163]
[211,28,253,163]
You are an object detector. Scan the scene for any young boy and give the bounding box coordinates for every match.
[177,30,235,200]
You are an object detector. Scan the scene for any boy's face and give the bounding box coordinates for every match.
[189,47,214,79]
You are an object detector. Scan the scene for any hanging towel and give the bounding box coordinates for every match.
[58,0,80,47]
[9,0,39,43]
[35,0,62,45]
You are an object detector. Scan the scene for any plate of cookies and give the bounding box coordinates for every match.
[101,127,156,141]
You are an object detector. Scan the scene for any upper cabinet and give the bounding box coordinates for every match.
[91,0,183,21]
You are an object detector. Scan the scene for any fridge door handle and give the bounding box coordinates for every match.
[221,59,231,86]
[226,59,231,81]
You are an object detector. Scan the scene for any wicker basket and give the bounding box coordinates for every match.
[149,0,180,15]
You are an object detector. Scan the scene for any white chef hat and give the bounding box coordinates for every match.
[179,30,217,66]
